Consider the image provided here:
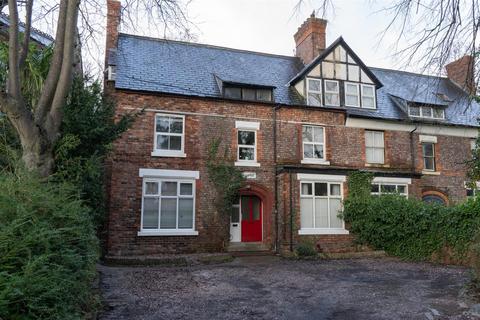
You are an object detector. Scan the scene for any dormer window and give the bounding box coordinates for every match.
[324,80,340,106]
[361,84,376,109]
[223,85,273,102]
[408,104,445,120]
[345,83,360,107]
[307,78,322,106]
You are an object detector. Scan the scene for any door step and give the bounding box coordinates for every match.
[227,242,270,253]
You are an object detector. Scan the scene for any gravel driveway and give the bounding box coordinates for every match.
[98,256,477,320]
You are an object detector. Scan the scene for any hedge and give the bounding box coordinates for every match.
[0,168,99,319]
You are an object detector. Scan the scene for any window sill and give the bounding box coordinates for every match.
[151,151,186,158]
[234,161,260,167]
[138,230,199,236]
[301,159,330,165]
[422,170,441,176]
[298,228,349,235]
[365,163,389,168]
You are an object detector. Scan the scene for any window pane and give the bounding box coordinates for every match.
[397,185,406,194]
[162,181,177,196]
[325,93,340,106]
[156,116,169,133]
[330,184,341,196]
[422,107,432,117]
[467,189,475,197]
[325,81,338,92]
[308,93,322,106]
[238,131,255,145]
[346,95,358,106]
[308,79,321,92]
[224,87,241,99]
[169,136,182,150]
[170,118,183,133]
[160,198,177,228]
[314,144,324,159]
[424,157,435,170]
[157,135,169,150]
[242,88,256,100]
[315,183,328,196]
[374,148,384,163]
[230,206,240,223]
[346,83,358,94]
[374,132,384,147]
[422,143,434,157]
[241,197,250,220]
[251,196,261,220]
[239,147,255,160]
[362,85,374,96]
[303,126,313,142]
[365,131,374,147]
[371,184,379,193]
[366,148,375,163]
[409,106,420,116]
[145,182,159,195]
[143,197,159,229]
[329,198,343,228]
[300,198,314,228]
[180,183,193,195]
[433,108,444,119]
[301,183,312,195]
[381,184,396,193]
[314,198,329,228]
[313,127,324,142]
[362,96,375,108]
[256,89,272,101]
[303,144,314,158]
[178,199,193,229]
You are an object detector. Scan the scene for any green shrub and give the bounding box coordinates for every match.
[295,241,318,257]
[0,167,99,319]
[343,172,480,261]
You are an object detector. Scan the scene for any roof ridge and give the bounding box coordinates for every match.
[0,12,54,42]
[118,33,299,60]
[369,66,448,80]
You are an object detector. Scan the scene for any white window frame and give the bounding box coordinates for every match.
[138,169,199,236]
[422,142,436,172]
[408,105,445,120]
[365,130,385,164]
[361,84,376,109]
[344,82,360,107]
[371,183,408,197]
[297,174,348,235]
[235,121,260,167]
[301,125,330,165]
[371,177,410,197]
[152,113,186,157]
[466,181,480,198]
[323,80,340,107]
[306,78,323,106]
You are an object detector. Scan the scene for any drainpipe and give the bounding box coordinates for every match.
[289,170,294,252]
[410,125,418,174]
[273,104,281,254]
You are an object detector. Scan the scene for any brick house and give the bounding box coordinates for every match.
[104,0,479,257]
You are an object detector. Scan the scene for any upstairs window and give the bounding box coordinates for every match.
[224,86,273,102]
[302,125,325,161]
[408,105,445,119]
[345,82,360,107]
[365,130,384,164]
[422,142,436,171]
[307,78,322,106]
[238,130,256,162]
[153,114,185,157]
[361,84,376,109]
[324,80,340,106]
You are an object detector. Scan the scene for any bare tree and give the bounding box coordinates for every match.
[0,0,192,177]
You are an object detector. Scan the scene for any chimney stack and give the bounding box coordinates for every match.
[105,0,121,69]
[294,12,327,65]
[445,55,476,95]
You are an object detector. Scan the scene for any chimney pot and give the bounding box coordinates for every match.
[294,15,327,65]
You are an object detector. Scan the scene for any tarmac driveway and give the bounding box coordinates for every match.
[98,256,478,320]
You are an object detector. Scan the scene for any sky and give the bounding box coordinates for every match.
[184,0,407,70]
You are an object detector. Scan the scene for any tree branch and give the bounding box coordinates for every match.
[34,0,68,125]
[18,0,33,69]
[45,0,79,141]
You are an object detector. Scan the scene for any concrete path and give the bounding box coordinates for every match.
[98,256,478,320]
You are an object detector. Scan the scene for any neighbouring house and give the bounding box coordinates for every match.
[104,0,480,257]
[0,12,53,46]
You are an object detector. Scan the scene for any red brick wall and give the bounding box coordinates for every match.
[106,90,475,256]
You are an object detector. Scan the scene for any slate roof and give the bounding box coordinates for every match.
[113,33,480,127]
[0,13,54,46]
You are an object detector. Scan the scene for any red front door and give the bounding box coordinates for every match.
[241,195,262,242]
